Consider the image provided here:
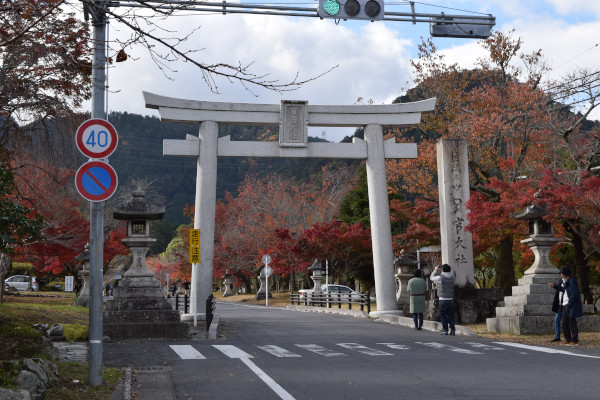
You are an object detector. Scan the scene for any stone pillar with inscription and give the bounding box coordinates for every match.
[436,139,475,287]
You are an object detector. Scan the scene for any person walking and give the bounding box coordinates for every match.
[549,278,563,342]
[548,266,583,345]
[430,264,455,335]
[407,269,427,330]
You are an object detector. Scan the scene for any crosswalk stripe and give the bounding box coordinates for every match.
[337,343,393,356]
[213,345,254,359]
[257,345,302,358]
[464,342,505,351]
[295,344,348,357]
[415,342,484,354]
[169,345,206,360]
[377,343,410,350]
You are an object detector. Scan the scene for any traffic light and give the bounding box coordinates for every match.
[318,0,384,21]
[430,17,492,39]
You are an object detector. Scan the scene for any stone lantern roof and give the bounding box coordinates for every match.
[113,191,165,221]
[510,191,548,221]
[309,259,321,271]
[510,204,547,220]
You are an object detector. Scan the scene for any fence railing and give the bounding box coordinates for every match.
[174,293,190,314]
[206,294,216,330]
[289,291,371,314]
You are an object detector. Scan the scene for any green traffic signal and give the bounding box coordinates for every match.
[318,0,384,21]
[323,0,340,16]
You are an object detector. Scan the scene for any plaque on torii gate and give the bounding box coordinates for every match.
[144,91,436,318]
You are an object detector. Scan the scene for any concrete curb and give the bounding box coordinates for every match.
[285,305,477,336]
[286,305,369,318]
[208,315,220,339]
[377,314,478,337]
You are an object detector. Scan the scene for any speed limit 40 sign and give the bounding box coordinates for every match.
[75,118,118,159]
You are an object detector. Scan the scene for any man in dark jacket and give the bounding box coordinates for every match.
[548,266,583,345]
[431,264,455,335]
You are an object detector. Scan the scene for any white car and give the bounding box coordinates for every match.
[298,284,361,300]
[4,275,39,292]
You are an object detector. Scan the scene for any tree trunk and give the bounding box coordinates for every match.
[571,229,593,304]
[495,235,515,296]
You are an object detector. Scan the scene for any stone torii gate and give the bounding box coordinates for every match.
[144,92,436,317]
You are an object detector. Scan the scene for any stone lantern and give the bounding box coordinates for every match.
[75,243,91,307]
[222,270,234,297]
[487,194,562,334]
[103,191,189,339]
[511,196,561,275]
[395,256,418,307]
[309,259,324,295]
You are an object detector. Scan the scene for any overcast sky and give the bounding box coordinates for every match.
[98,0,600,142]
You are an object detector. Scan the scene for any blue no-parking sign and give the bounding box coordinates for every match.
[75,160,118,202]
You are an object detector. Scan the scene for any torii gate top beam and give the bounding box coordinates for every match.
[143,92,436,128]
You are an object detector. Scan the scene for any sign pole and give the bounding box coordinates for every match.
[261,254,272,307]
[88,2,107,386]
[265,263,269,308]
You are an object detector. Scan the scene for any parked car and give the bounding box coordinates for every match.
[298,284,361,300]
[4,275,39,292]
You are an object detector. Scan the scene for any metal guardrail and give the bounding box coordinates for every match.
[206,294,216,330]
[289,291,371,314]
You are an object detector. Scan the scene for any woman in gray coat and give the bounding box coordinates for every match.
[408,269,427,330]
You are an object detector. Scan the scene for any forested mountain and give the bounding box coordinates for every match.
[107,112,357,225]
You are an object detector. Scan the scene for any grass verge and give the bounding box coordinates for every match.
[0,292,122,398]
[46,362,122,400]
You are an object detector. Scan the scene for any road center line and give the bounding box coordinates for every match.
[493,342,600,359]
[240,357,296,400]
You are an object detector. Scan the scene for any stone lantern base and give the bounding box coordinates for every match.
[104,274,190,339]
[486,274,596,334]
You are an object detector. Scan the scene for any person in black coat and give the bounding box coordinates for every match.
[547,266,583,345]
[549,279,563,342]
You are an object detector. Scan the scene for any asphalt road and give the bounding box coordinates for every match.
[104,302,600,400]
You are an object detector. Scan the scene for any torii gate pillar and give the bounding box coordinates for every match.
[145,92,436,318]
[193,121,218,317]
[364,124,397,314]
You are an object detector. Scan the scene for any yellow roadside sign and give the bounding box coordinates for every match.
[190,229,201,263]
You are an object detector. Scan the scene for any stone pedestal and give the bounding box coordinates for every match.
[222,270,234,297]
[75,244,90,307]
[395,257,417,308]
[255,274,272,300]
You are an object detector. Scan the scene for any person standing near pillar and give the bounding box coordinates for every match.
[548,266,582,345]
[407,269,427,330]
[431,264,455,335]
[548,277,563,343]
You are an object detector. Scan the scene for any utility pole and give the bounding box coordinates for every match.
[86,0,108,386]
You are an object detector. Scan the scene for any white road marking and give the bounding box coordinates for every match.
[212,345,254,359]
[240,358,296,400]
[295,344,348,357]
[169,345,206,360]
[493,342,600,359]
[377,343,410,350]
[464,342,505,351]
[415,342,483,354]
[257,345,301,358]
[337,343,393,356]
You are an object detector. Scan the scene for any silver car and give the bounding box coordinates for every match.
[4,275,39,292]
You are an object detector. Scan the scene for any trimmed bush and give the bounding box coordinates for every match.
[62,324,88,342]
